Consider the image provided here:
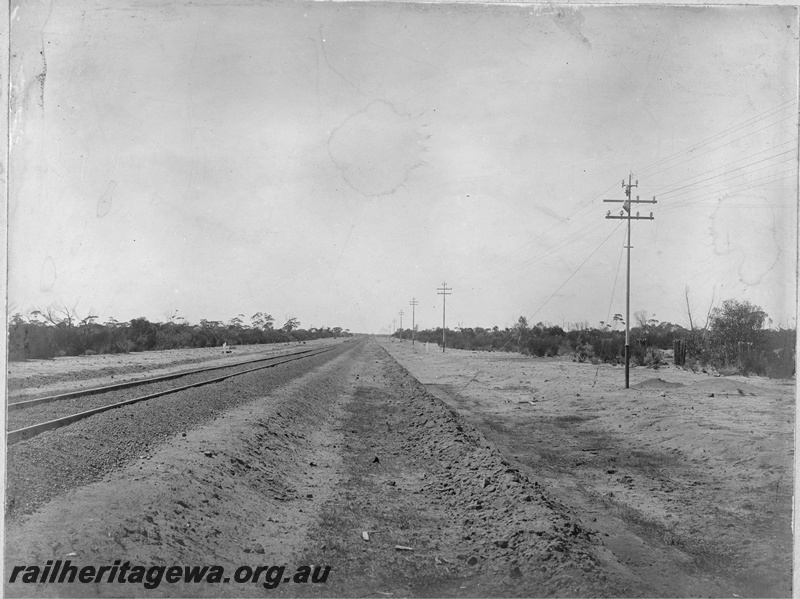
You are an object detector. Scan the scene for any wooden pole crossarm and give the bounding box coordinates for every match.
[605,214,654,220]
[603,197,657,204]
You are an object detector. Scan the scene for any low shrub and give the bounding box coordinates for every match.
[592,337,624,364]
[643,347,663,369]
[630,343,647,366]
[575,343,595,363]
[527,336,561,357]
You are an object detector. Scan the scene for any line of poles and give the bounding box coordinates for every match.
[389,171,650,387]
[392,283,452,353]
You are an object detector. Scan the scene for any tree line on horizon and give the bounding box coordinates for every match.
[7,306,352,361]
[393,299,795,379]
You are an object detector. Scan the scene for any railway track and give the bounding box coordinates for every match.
[6,343,345,446]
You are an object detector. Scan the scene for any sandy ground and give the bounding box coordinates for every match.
[378,338,795,597]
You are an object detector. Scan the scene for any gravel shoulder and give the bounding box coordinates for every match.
[378,338,795,597]
[6,337,657,597]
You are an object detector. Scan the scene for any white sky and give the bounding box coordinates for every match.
[8,1,798,333]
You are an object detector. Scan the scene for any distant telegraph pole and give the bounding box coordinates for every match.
[398,310,404,340]
[409,298,419,345]
[604,174,656,389]
[437,282,452,353]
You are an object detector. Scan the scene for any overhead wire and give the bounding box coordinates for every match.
[606,225,627,327]
[659,169,797,213]
[635,98,796,177]
[655,153,796,201]
[484,101,797,288]
[637,100,796,227]
[485,208,610,286]
[491,220,624,352]
[592,225,628,386]
[525,221,623,323]
[651,149,797,199]
[499,217,613,278]
[646,140,796,196]
[641,116,797,182]
[491,179,621,274]
[474,99,797,326]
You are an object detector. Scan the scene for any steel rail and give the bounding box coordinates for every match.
[7,345,340,446]
[8,346,322,411]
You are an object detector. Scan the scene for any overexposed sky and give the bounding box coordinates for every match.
[8,1,798,333]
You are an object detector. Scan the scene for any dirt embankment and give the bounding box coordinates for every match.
[6,338,653,597]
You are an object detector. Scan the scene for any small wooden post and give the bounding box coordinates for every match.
[673,339,687,366]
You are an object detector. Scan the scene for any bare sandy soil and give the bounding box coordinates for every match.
[378,338,795,597]
[4,337,794,597]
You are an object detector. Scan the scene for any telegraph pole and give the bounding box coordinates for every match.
[437,282,452,353]
[604,174,656,389]
[398,310,404,341]
[409,298,419,345]
[392,318,396,341]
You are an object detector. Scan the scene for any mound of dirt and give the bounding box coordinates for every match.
[688,378,769,395]
[630,378,684,390]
